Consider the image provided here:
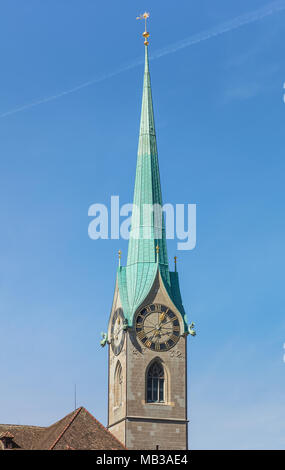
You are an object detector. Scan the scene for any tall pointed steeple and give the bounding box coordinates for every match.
[117,23,187,330]
[127,44,169,269]
[106,17,191,450]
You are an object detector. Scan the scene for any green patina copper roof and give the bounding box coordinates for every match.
[126,45,168,269]
[117,45,188,331]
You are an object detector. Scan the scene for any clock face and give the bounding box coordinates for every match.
[111,308,126,356]
[135,304,180,352]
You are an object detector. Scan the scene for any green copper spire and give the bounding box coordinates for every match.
[123,44,170,316]
[117,42,188,331]
[127,45,168,269]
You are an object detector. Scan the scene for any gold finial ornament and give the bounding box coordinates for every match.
[136,12,150,45]
[118,250,122,267]
[174,256,177,272]
[155,244,159,263]
[156,244,160,262]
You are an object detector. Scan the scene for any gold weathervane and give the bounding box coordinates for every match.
[136,12,150,45]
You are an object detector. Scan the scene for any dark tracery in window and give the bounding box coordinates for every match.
[147,361,164,403]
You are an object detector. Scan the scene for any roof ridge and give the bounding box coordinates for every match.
[48,407,82,450]
[0,431,15,438]
[0,424,45,429]
[82,408,127,450]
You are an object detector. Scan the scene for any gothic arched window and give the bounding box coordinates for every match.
[114,361,123,407]
[147,361,165,403]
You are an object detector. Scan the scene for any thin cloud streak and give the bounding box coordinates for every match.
[0,58,144,119]
[150,0,285,60]
[1,0,285,119]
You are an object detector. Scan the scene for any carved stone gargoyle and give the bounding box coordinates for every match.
[188,322,196,337]
[100,332,108,347]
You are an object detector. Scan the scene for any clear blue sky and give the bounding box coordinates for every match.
[0,0,284,450]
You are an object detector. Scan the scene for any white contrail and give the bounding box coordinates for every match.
[151,0,285,60]
[0,58,144,118]
[1,0,285,119]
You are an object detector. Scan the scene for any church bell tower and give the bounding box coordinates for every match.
[103,14,195,450]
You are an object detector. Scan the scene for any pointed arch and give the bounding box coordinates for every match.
[146,359,166,403]
[114,361,123,408]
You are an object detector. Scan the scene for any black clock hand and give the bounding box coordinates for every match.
[160,319,174,327]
